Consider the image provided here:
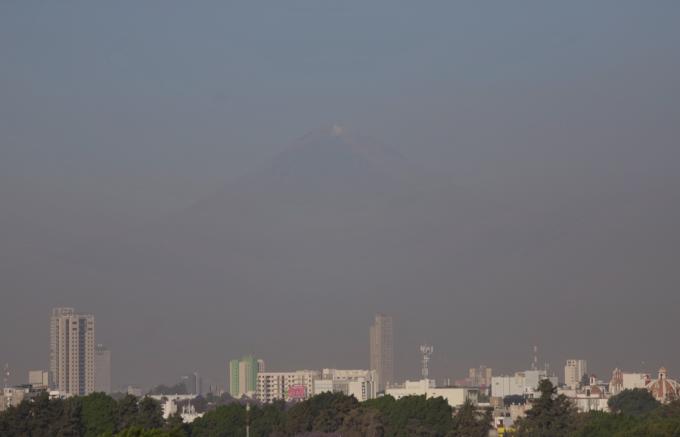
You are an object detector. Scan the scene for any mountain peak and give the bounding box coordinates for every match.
[255,125,407,192]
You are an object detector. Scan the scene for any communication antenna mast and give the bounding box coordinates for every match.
[420,345,434,380]
[3,363,10,388]
[532,345,538,371]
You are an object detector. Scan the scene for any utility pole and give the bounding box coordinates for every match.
[246,401,250,437]
[2,364,9,388]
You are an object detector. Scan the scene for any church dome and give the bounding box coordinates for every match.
[646,367,679,403]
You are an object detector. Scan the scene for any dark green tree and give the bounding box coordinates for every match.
[54,397,84,437]
[191,403,247,437]
[81,392,118,437]
[570,410,641,437]
[135,397,164,430]
[285,392,360,434]
[449,400,492,437]
[608,388,660,417]
[366,395,453,437]
[515,379,577,437]
[110,426,183,437]
[250,401,287,437]
[117,395,141,430]
[164,411,191,437]
[335,406,385,437]
[0,395,84,437]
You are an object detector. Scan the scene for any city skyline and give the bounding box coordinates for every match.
[15,308,677,396]
[11,307,680,409]
[1,1,679,393]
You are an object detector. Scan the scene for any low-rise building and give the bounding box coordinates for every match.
[491,370,558,399]
[313,369,377,401]
[386,379,478,408]
[127,385,144,397]
[1,385,46,412]
[28,370,49,388]
[609,368,650,395]
[559,376,610,413]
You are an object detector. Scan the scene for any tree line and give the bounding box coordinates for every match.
[0,391,489,437]
[513,380,680,436]
[2,381,680,436]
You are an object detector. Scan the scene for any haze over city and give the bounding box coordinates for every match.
[1,1,679,395]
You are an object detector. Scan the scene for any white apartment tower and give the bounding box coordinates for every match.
[564,359,588,389]
[50,307,96,395]
[370,313,394,392]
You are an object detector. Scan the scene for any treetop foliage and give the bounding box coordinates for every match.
[1,388,680,437]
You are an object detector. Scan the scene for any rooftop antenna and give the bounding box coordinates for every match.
[3,363,10,388]
[420,345,434,380]
[532,345,538,371]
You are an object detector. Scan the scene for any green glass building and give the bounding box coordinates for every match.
[229,355,263,398]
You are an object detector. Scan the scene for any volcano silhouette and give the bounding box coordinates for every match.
[90,125,422,279]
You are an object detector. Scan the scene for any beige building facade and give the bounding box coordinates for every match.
[369,313,393,392]
[50,307,96,395]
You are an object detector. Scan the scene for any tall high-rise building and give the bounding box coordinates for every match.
[50,307,73,388]
[94,344,111,394]
[229,355,264,398]
[370,313,394,392]
[50,307,95,395]
[484,367,493,387]
[468,365,492,386]
[468,367,478,384]
[181,371,203,395]
[564,359,588,388]
[194,371,203,395]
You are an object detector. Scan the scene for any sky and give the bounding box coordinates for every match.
[1,2,680,391]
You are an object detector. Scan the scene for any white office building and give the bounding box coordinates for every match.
[386,379,478,408]
[491,370,558,399]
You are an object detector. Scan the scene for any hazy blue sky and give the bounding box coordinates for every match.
[1,2,679,390]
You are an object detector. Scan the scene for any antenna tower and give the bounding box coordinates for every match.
[420,345,434,379]
[3,363,9,388]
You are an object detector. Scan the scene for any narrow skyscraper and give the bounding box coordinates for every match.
[94,344,111,394]
[370,313,394,392]
[50,307,96,395]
